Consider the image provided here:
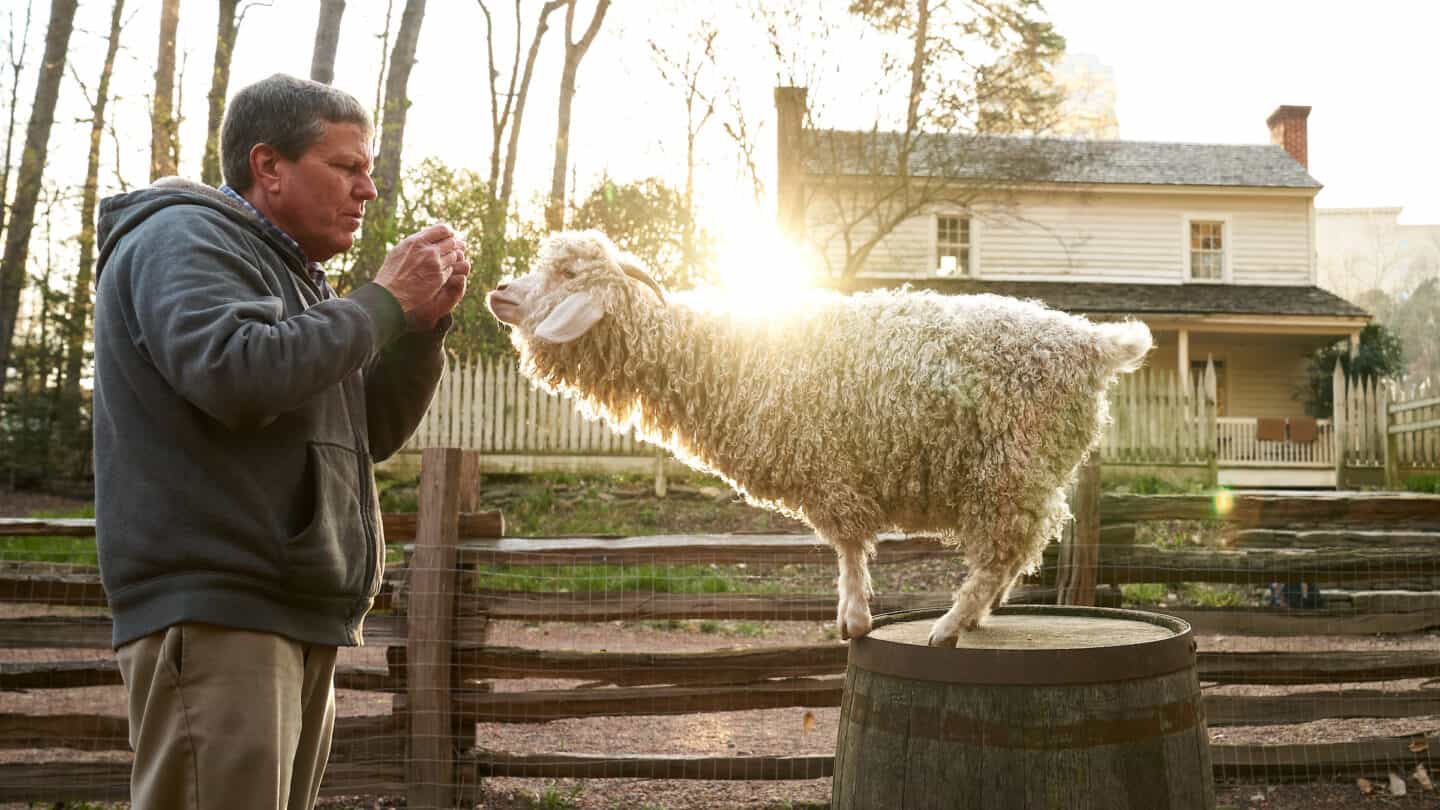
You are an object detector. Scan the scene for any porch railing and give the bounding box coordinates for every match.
[1215,418,1334,467]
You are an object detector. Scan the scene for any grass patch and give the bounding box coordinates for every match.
[1404,473,1440,494]
[1182,583,1253,608]
[1121,583,1167,606]
[523,783,584,810]
[1105,474,1210,495]
[473,563,739,594]
[0,504,97,566]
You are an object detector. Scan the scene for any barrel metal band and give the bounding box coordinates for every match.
[849,605,1196,685]
[843,688,1203,750]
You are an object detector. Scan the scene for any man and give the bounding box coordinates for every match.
[92,73,467,808]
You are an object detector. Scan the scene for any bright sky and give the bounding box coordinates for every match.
[20,0,1440,244]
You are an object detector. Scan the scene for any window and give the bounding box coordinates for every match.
[936,215,970,276]
[1189,220,1225,280]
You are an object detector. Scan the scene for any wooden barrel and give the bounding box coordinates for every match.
[833,605,1213,810]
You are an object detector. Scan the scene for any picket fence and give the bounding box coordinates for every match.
[406,356,1439,481]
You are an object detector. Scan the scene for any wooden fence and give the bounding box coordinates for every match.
[3,451,1440,805]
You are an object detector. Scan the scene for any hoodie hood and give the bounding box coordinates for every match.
[97,177,303,280]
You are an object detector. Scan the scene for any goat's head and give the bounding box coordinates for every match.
[486,229,665,345]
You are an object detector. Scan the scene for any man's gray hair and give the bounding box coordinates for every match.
[220,73,371,191]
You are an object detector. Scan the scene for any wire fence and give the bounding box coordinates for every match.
[2,448,1439,807]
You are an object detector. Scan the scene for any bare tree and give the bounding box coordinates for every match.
[149,0,180,180]
[0,0,77,381]
[477,0,564,279]
[0,1,34,246]
[347,0,426,285]
[309,0,346,84]
[543,0,610,232]
[56,0,127,449]
[201,1,269,187]
[789,0,1071,278]
[648,20,717,279]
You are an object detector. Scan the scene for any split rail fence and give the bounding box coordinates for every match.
[3,449,1439,806]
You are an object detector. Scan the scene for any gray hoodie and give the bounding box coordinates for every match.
[94,178,445,648]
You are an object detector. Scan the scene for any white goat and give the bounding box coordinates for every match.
[486,230,1151,645]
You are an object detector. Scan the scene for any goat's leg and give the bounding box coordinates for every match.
[928,555,1019,647]
[834,542,874,641]
[989,555,1031,610]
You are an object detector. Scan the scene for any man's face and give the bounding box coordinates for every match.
[268,121,376,263]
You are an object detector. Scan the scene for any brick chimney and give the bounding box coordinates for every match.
[1266,105,1311,168]
[774,86,808,241]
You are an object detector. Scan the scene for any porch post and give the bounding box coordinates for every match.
[1332,365,1347,487]
[1177,329,1190,389]
[1349,331,1361,358]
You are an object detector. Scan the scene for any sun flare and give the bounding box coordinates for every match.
[679,210,827,318]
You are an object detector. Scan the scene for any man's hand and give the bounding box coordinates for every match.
[374,224,471,331]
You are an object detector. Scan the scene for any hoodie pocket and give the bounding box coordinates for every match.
[284,442,369,596]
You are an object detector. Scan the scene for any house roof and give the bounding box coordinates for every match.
[822,278,1370,319]
[804,131,1323,190]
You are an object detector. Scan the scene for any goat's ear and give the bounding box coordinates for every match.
[535,291,604,343]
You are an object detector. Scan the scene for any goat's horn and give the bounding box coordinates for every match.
[621,260,666,304]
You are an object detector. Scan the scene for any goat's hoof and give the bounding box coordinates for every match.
[927,626,959,647]
[836,603,873,641]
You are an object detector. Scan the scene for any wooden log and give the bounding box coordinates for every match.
[1171,608,1440,636]
[0,759,407,802]
[471,735,1440,784]
[458,588,1054,623]
[1205,689,1440,726]
[384,510,503,541]
[832,606,1213,810]
[465,735,1440,785]
[455,677,843,723]
[455,532,950,566]
[0,711,401,755]
[0,518,95,537]
[0,657,395,691]
[0,616,111,648]
[407,447,463,809]
[0,659,120,689]
[1100,492,1440,528]
[1197,650,1439,684]
[0,569,120,607]
[393,644,1436,689]
[1063,545,1440,586]
[471,749,833,780]
[1231,528,1440,549]
[392,642,849,687]
[1211,732,1440,783]
[0,512,505,541]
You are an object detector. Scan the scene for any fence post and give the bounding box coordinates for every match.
[1332,365,1347,488]
[408,447,462,809]
[1381,387,1400,489]
[1058,460,1101,606]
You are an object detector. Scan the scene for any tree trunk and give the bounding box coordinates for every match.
[150,0,180,181]
[200,0,239,187]
[0,0,77,383]
[0,1,36,247]
[475,0,562,283]
[310,0,346,85]
[56,0,125,469]
[544,0,610,232]
[351,0,426,284]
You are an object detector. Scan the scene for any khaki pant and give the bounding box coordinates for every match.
[116,623,338,810]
